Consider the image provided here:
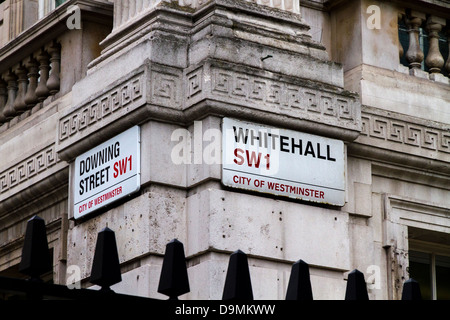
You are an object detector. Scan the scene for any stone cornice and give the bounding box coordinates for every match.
[0,143,68,205]
[56,60,361,161]
[0,165,68,220]
[349,105,450,175]
[301,0,327,11]
[324,0,450,17]
[90,0,315,72]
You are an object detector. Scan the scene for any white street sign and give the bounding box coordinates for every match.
[73,126,141,219]
[222,118,345,206]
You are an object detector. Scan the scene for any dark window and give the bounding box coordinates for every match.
[0,249,54,300]
[436,255,450,300]
[409,251,432,299]
[409,250,450,300]
[55,0,67,7]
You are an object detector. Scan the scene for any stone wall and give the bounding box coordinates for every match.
[0,0,448,300]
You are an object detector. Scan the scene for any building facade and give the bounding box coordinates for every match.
[0,0,449,300]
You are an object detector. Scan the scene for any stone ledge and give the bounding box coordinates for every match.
[344,64,449,124]
[185,60,360,127]
[90,0,327,79]
[349,106,450,174]
[0,142,68,201]
[0,166,68,214]
[358,105,449,158]
[57,60,361,162]
[384,193,450,245]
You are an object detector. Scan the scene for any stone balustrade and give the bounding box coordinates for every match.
[399,10,450,81]
[112,0,300,29]
[0,41,61,127]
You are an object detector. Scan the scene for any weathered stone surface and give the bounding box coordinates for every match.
[0,0,448,302]
[57,0,360,163]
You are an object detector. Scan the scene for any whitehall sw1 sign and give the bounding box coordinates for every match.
[222,118,345,206]
[73,126,141,219]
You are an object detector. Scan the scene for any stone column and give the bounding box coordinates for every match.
[7,0,38,40]
[113,0,122,28]
[425,16,445,74]
[8,0,24,41]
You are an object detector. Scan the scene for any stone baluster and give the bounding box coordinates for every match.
[445,28,450,74]
[425,16,445,74]
[13,64,29,113]
[46,42,61,95]
[405,11,425,70]
[0,79,7,124]
[3,71,18,119]
[398,12,405,59]
[24,57,39,108]
[35,50,51,102]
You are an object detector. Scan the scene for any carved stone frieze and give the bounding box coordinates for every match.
[56,60,449,176]
[0,144,58,195]
[57,61,361,161]
[58,73,145,143]
[182,61,361,139]
[203,63,360,128]
[56,64,185,160]
[348,106,450,174]
[359,106,450,157]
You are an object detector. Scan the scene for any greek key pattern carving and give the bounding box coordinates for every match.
[0,144,58,194]
[210,67,357,123]
[150,70,181,107]
[360,112,450,154]
[59,74,144,141]
[186,67,203,99]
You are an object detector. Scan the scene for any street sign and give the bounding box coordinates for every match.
[73,126,141,219]
[222,118,345,206]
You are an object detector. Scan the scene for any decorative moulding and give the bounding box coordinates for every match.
[56,60,361,162]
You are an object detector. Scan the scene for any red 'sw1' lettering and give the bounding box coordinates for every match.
[234,148,270,169]
[113,155,132,178]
